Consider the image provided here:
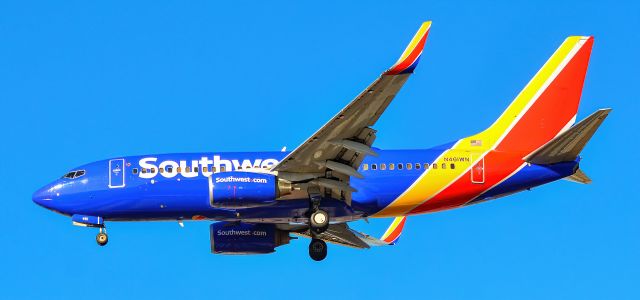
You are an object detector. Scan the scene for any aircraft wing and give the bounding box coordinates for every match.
[294,223,371,249]
[272,22,432,205]
[293,217,408,249]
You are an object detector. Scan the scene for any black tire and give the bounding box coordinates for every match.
[309,239,327,261]
[96,233,108,246]
[309,210,329,233]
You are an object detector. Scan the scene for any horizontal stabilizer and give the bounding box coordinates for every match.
[564,168,592,184]
[525,108,611,164]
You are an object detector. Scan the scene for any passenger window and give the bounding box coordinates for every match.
[212,167,217,173]
[441,163,446,169]
[132,168,138,174]
[362,164,369,171]
[194,167,199,172]
[450,163,455,169]
[389,163,395,170]
[371,164,377,170]
[415,163,421,170]
[380,163,386,170]
[203,167,208,172]
[424,163,429,169]
[167,167,173,173]
[406,163,412,170]
[221,166,226,172]
[398,163,403,170]
[141,169,147,174]
[159,168,164,173]
[432,163,437,169]
[238,166,242,170]
[177,167,182,173]
[186,166,191,172]
[150,168,156,173]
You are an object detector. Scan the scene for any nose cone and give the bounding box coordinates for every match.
[32,185,55,209]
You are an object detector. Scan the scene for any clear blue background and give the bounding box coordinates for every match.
[1,1,637,299]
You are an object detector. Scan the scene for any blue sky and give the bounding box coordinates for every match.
[1,1,638,299]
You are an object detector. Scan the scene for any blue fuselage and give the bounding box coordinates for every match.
[32,146,578,223]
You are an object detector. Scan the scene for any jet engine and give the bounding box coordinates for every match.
[208,172,292,208]
[210,222,291,254]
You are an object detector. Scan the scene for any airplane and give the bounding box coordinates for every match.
[33,21,611,261]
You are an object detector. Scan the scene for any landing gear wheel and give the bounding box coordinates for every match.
[309,239,327,261]
[96,232,108,246]
[310,209,329,234]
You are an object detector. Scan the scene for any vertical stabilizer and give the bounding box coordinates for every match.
[459,36,594,156]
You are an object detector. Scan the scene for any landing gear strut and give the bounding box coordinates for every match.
[96,227,108,246]
[309,239,327,261]
[307,187,329,261]
[308,189,329,234]
[310,209,329,233]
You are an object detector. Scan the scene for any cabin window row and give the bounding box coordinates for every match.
[361,162,456,171]
[131,165,271,175]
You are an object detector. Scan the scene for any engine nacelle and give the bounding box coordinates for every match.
[210,222,291,255]
[208,172,291,208]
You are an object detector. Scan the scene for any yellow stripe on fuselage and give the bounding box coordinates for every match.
[374,36,586,217]
[374,148,477,217]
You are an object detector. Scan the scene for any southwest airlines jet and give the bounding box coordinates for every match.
[33,22,610,261]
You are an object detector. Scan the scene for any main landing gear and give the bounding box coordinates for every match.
[308,191,330,234]
[307,213,329,261]
[96,227,108,246]
[309,239,328,261]
[307,190,329,261]
[310,209,329,233]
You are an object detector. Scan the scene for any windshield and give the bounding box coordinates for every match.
[61,170,86,179]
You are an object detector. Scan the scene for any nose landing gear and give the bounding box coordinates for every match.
[96,227,108,246]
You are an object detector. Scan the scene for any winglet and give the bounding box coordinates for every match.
[380,216,407,245]
[384,21,432,75]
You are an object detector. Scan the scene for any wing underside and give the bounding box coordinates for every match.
[273,22,432,205]
[292,217,408,249]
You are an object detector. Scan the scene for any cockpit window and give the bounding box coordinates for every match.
[62,170,86,179]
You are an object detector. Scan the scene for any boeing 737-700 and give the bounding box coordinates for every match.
[33,21,610,261]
